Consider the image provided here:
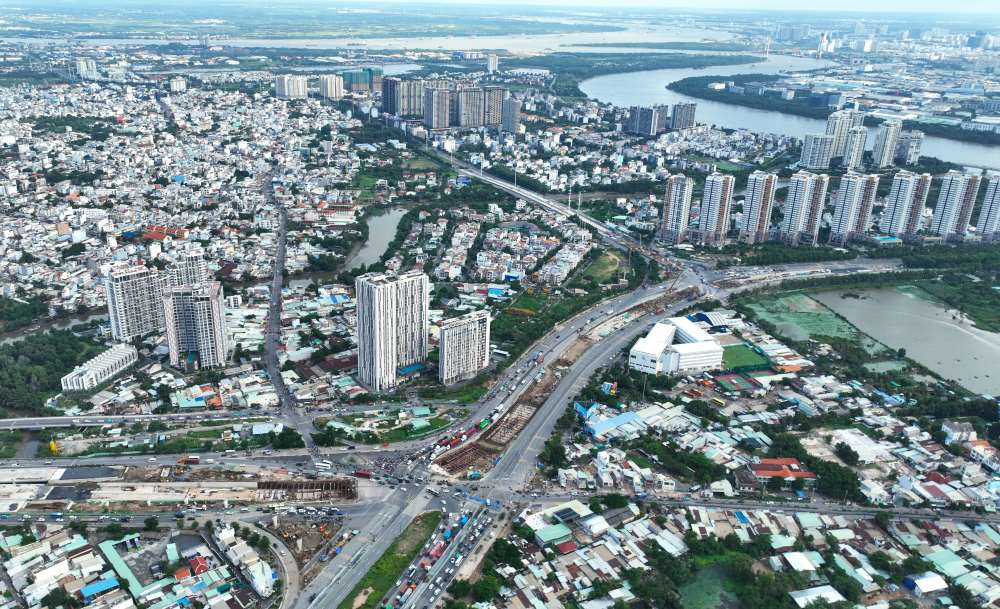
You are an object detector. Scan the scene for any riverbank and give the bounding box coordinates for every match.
[504,52,763,98]
[668,73,1000,147]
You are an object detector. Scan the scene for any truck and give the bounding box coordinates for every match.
[178,455,200,465]
[352,470,372,479]
[535,350,545,364]
[429,541,445,559]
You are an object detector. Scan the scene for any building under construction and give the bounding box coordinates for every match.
[256,478,357,502]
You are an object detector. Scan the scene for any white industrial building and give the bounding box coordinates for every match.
[60,343,139,392]
[628,317,722,375]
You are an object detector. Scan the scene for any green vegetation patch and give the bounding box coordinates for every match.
[0,295,48,332]
[582,251,623,284]
[910,276,1000,333]
[679,564,741,609]
[744,293,856,342]
[336,511,442,609]
[0,330,103,415]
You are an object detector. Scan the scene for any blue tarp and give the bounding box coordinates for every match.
[82,577,119,600]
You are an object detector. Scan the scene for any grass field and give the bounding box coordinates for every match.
[403,157,439,171]
[583,251,623,284]
[337,511,442,609]
[680,564,741,609]
[722,344,770,370]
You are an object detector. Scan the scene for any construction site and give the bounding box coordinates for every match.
[431,285,697,478]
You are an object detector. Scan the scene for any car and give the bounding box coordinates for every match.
[148,457,157,462]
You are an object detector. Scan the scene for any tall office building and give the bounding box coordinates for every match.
[106,265,165,342]
[170,248,209,287]
[825,109,864,158]
[929,170,982,239]
[828,172,879,245]
[696,172,735,247]
[318,74,344,100]
[741,171,778,244]
[438,310,491,385]
[501,97,521,134]
[355,271,430,393]
[779,171,829,245]
[657,174,694,245]
[274,75,308,100]
[800,133,835,170]
[894,130,924,166]
[670,102,697,130]
[486,54,499,74]
[423,87,450,130]
[483,86,506,126]
[977,176,1000,242]
[878,170,931,237]
[163,282,229,370]
[842,126,868,170]
[457,87,485,128]
[872,119,902,169]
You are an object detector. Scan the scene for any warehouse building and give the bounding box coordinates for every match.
[628,317,723,375]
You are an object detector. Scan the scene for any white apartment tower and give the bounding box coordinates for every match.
[842,126,867,170]
[895,130,924,166]
[501,97,521,134]
[696,172,735,247]
[457,87,486,128]
[828,172,879,245]
[163,282,229,370]
[779,171,829,245]
[170,248,209,287]
[872,119,902,169]
[977,177,1000,242]
[355,271,430,393]
[319,74,345,100]
[439,310,491,385]
[423,88,450,130]
[741,171,778,244]
[657,174,694,245]
[486,54,499,74]
[483,86,506,126]
[878,170,931,237]
[800,133,835,170]
[825,109,865,158]
[106,265,165,342]
[275,75,308,100]
[930,170,983,239]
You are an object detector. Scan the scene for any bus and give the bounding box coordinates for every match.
[427,488,440,497]
[711,398,726,407]
[491,348,510,358]
[320,460,333,468]
[315,462,332,471]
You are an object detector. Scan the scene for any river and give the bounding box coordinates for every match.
[579,55,999,170]
[0,311,107,346]
[812,287,1000,395]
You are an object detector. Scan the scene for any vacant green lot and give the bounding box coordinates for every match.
[337,511,442,609]
[745,293,856,341]
[722,344,770,370]
[583,251,623,284]
[679,564,740,609]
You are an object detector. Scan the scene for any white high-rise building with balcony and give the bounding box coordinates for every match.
[696,173,735,247]
[829,172,879,245]
[657,174,694,245]
[356,271,430,392]
[929,170,983,239]
[977,177,1000,242]
[275,75,308,99]
[842,126,867,170]
[319,74,344,100]
[163,282,229,370]
[106,264,164,342]
[439,310,491,385]
[61,344,139,392]
[741,171,778,244]
[878,170,931,237]
[872,119,902,169]
[825,109,864,158]
[800,133,835,170]
[779,171,829,245]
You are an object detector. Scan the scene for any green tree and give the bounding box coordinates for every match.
[144,516,159,531]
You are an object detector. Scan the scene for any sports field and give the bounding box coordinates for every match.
[722,344,770,370]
